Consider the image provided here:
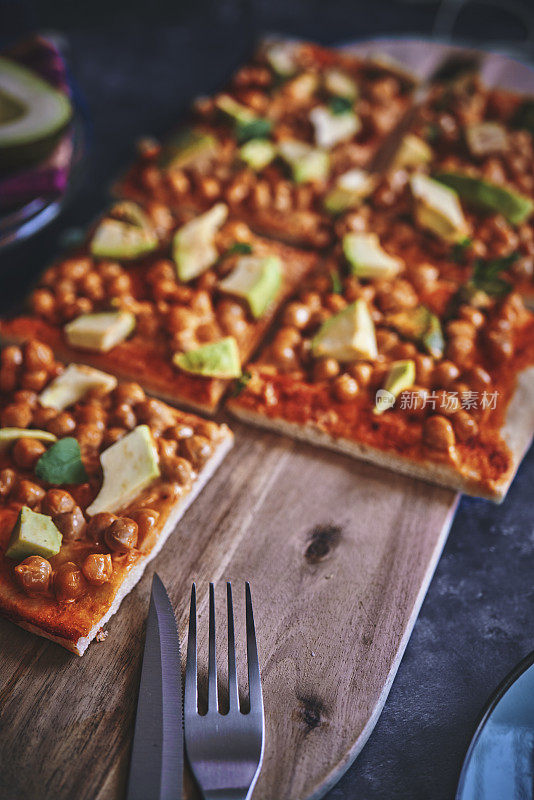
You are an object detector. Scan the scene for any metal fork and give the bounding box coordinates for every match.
[184,582,265,800]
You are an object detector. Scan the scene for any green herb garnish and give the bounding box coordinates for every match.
[328,96,353,116]
[35,438,88,485]
[471,252,517,297]
[329,269,343,294]
[451,237,472,263]
[231,370,252,397]
[226,241,253,256]
[236,118,273,144]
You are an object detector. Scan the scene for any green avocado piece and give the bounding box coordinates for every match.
[215,94,256,126]
[219,255,282,318]
[393,133,433,168]
[343,232,403,279]
[324,68,359,100]
[434,171,533,226]
[0,57,72,169]
[410,173,469,243]
[5,506,62,561]
[86,425,160,516]
[90,202,158,260]
[309,106,361,149]
[173,337,241,378]
[64,310,136,353]
[278,140,329,183]
[374,359,415,415]
[386,305,445,359]
[158,128,218,169]
[0,428,57,449]
[264,41,299,77]
[173,203,228,282]
[239,138,277,170]
[39,364,117,411]
[324,169,376,214]
[312,299,377,362]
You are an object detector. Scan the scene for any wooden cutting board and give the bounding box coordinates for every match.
[0,421,458,800]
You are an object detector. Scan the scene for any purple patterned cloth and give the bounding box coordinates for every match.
[0,35,73,209]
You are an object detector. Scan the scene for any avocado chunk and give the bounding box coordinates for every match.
[0,428,57,449]
[90,202,158,260]
[374,359,415,415]
[343,232,403,279]
[465,122,507,157]
[393,133,433,168]
[86,425,160,516]
[434,171,533,226]
[219,255,282,318]
[264,41,299,77]
[173,337,241,378]
[410,173,469,243]
[324,68,358,100]
[387,305,445,358]
[278,140,329,183]
[5,507,62,561]
[312,300,378,362]
[39,364,117,411]
[239,138,277,170]
[158,128,218,170]
[173,203,228,282]
[324,168,377,214]
[64,310,136,353]
[215,95,272,142]
[0,57,72,169]
[309,106,361,150]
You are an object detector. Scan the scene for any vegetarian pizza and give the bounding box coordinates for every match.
[0,340,232,654]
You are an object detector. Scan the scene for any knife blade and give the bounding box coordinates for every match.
[126,574,183,800]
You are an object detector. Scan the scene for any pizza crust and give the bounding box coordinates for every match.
[229,367,534,502]
[4,430,233,655]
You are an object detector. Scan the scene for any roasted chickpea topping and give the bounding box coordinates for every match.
[82,553,113,585]
[194,420,220,441]
[1,402,32,429]
[332,374,359,402]
[164,423,194,440]
[180,435,212,469]
[349,362,373,386]
[103,427,127,447]
[54,506,86,542]
[14,556,52,596]
[129,508,160,546]
[313,357,340,382]
[1,345,23,370]
[13,480,45,506]
[47,411,76,437]
[0,468,16,496]
[105,517,138,553]
[432,361,460,389]
[0,368,18,393]
[283,302,311,329]
[453,410,479,442]
[163,455,194,485]
[31,405,57,428]
[111,403,137,430]
[423,416,456,452]
[87,512,117,545]
[12,438,47,470]
[42,489,76,517]
[24,341,54,371]
[54,562,88,602]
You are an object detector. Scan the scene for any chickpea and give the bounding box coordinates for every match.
[13,480,45,506]
[1,402,32,429]
[113,382,146,406]
[432,360,460,389]
[453,410,479,442]
[313,357,340,382]
[332,374,359,402]
[446,320,476,340]
[28,288,55,316]
[13,390,38,407]
[21,370,48,392]
[423,415,456,451]
[103,427,127,447]
[128,508,160,546]
[180,435,213,469]
[107,274,132,296]
[14,556,52,596]
[135,398,175,431]
[195,420,220,441]
[348,362,373,386]
[47,411,76,437]
[300,291,322,312]
[97,261,123,280]
[164,455,194,485]
[413,354,433,386]
[392,341,418,360]
[76,403,106,429]
[459,305,485,329]
[164,423,194,441]
[42,489,75,517]
[24,341,54,372]
[275,326,301,348]
[81,272,105,301]
[12,438,46,470]
[158,437,178,462]
[486,330,513,361]
[376,280,418,313]
[54,506,86,542]
[446,337,474,366]
[76,423,104,451]
[110,403,137,430]
[82,553,113,586]
[0,468,16,496]
[283,303,311,329]
[105,517,138,553]
[325,294,347,313]
[87,512,117,545]
[31,406,57,429]
[54,562,87,602]
[376,329,400,355]
[463,366,492,393]
[1,345,23,370]
[0,368,18,393]
[60,257,91,281]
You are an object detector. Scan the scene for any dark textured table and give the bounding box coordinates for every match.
[2,6,534,799]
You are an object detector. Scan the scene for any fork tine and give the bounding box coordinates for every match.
[184,583,197,715]
[245,583,263,713]
[227,582,239,711]
[208,582,218,712]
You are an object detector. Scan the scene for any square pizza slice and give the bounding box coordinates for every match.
[116,38,416,247]
[0,340,233,654]
[0,201,318,413]
[228,201,534,501]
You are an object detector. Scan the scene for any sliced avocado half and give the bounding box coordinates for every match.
[39,364,117,411]
[387,305,445,359]
[0,57,72,169]
[64,310,136,353]
[173,203,228,282]
[173,337,241,378]
[374,359,415,415]
[410,173,469,243]
[434,171,533,226]
[90,202,158,260]
[158,128,218,170]
[278,140,329,183]
[343,232,403,279]
[6,506,62,561]
[219,255,282,318]
[239,138,277,171]
[312,299,377,362]
[309,106,361,150]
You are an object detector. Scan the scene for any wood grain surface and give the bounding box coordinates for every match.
[0,420,457,800]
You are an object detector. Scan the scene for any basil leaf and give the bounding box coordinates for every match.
[236,118,272,143]
[328,96,353,116]
[471,253,517,297]
[231,370,252,397]
[35,437,88,485]
[226,241,253,256]
[329,269,343,294]
[451,237,472,263]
